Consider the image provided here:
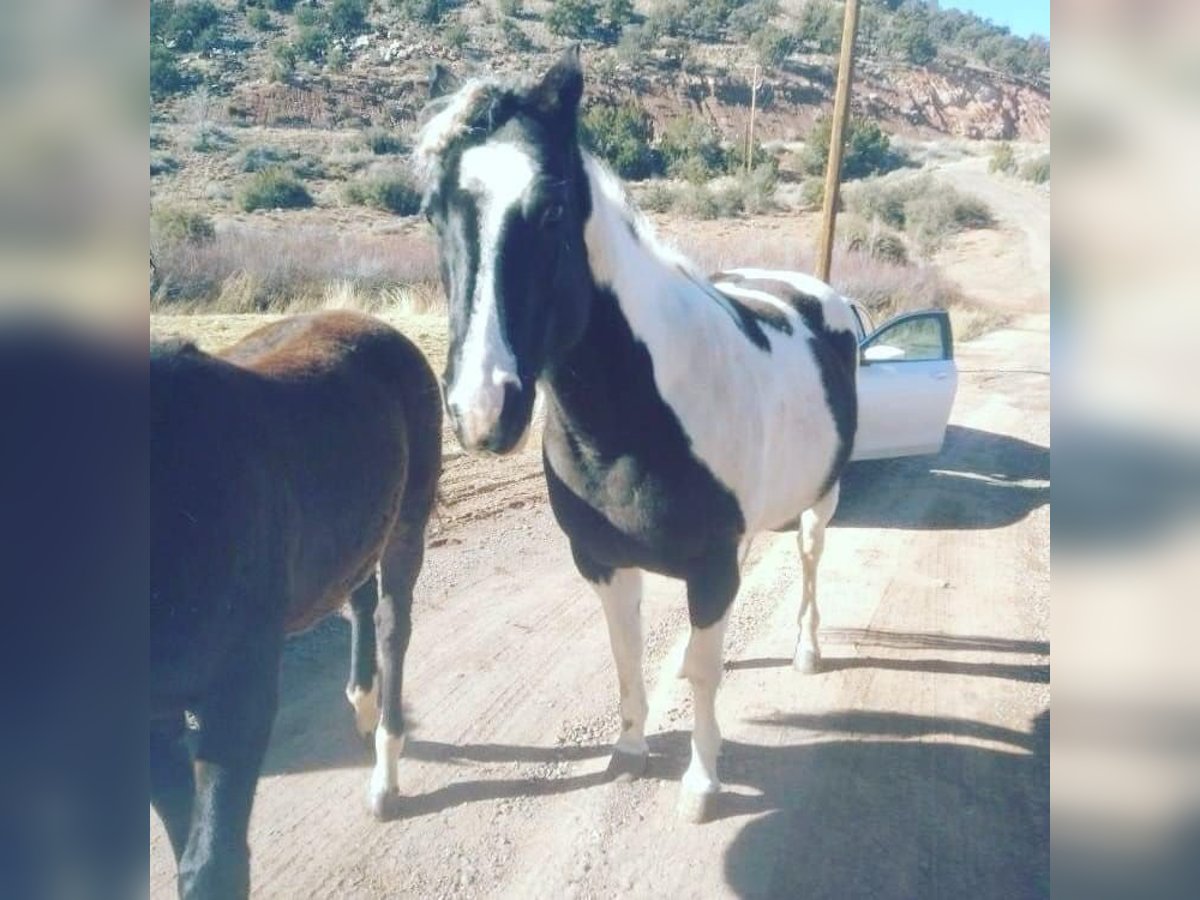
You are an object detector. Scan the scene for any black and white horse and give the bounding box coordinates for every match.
[416,49,858,821]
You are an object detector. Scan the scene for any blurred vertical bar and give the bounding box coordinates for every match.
[1054,1,1200,898]
[0,2,148,897]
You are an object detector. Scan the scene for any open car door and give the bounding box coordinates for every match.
[853,309,958,461]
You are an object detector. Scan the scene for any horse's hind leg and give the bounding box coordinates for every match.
[367,526,423,821]
[346,572,380,739]
[795,482,840,674]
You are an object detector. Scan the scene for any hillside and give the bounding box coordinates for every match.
[151,0,1049,142]
[150,0,1050,323]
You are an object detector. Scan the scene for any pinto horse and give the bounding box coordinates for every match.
[416,49,859,822]
[151,312,441,897]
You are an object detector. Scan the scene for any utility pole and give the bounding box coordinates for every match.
[745,64,762,175]
[815,0,861,283]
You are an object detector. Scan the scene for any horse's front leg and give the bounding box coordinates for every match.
[367,531,421,821]
[678,547,738,823]
[589,566,650,779]
[150,713,195,863]
[179,632,281,900]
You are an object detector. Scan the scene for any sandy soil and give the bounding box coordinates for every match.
[150,172,1050,898]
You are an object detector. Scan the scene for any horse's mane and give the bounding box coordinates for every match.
[413,77,531,189]
[151,338,201,360]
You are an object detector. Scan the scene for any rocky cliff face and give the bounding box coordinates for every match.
[214,38,1048,145]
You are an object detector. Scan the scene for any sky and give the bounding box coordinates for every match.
[938,0,1051,39]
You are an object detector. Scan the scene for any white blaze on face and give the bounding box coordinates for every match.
[446,141,537,447]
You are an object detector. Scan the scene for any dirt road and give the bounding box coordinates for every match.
[149,303,1049,897]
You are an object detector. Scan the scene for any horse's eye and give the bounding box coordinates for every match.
[540,202,565,228]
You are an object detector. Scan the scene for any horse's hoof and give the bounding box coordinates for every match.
[793,649,822,674]
[606,748,649,782]
[368,788,403,822]
[677,789,719,824]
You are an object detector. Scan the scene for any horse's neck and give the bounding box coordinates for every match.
[541,159,701,446]
[577,155,706,357]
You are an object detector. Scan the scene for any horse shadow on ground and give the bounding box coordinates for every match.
[727,628,1049,684]
[835,425,1049,531]
[715,708,1050,899]
[263,626,1049,891]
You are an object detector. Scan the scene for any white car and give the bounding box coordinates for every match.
[848,302,958,461]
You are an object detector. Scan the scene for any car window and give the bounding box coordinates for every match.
[862,316,946,362]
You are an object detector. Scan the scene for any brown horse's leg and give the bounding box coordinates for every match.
[179,630,281,900]
[346,571,380,739]
[366,526,423,822]
[150,714,195,862]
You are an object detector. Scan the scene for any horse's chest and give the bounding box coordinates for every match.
[543,418,744,576]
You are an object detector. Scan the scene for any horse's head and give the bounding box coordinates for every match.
[415,48,594,454]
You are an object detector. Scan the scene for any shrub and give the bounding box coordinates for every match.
[240,146,291,172]
[270,40,297,79]
[190,124,232,152]
[801,115,904,180]
[498,0,523,16]
[581,102,662,180]
[600,0,636,37]
[393,0,446,24]
[365,129,406,155]
[328,0,368,36]
[750,25,793,68]
[295,25,329,62]
[151,154,180,177]
[247,7,272,30]
[849,175,993,254]
[152,207,215,245]
[871,232,909,265]
[616,23,655,65]
[150,43,189,97]
[988,142,1017,175]
[1021,153,1050,184]
[796,0,842,53]
[240,167,314,211]
[546,0,601,40]
[728,0,779,41]
[738,164,778,214]
[327,44,347,71]
[800,178,825,210]
[640,181,675,213]
[295,5,324,27]
[267,0,296,10]
[659,114,727,183]
[157,0,223,52]
[675,183,719,219]
[443,23,469,49]
[343,174,423,216]
[712,182,746,218]
[500,17,534,50]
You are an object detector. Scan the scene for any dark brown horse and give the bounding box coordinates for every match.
[151,311,442,899]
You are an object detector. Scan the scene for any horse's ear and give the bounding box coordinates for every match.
[428,62,460,100]
[528,45,583,122]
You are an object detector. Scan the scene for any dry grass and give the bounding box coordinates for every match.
[154,215,1004,339]
[152,224,440,314]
